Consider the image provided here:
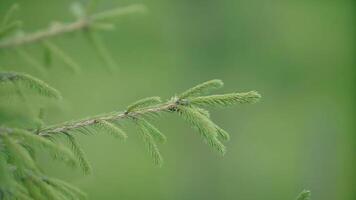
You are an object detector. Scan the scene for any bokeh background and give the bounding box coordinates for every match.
[0,0,354,200]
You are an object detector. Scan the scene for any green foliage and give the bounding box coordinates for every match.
[64,133,92,175]
[96,120,127,140]
[135,118,163,166]
[189,91,261,107]
[85,31,117,70]
[296,190,311,200]
[46,178,87,200]
[0,4,21,39]
[178,79,223,99]
[136,118,166,143]
[11,128,77,167]
[177,105,226,154]
[0,1,266,199]
[15,48,46,75]
[126,96,161,112]
[43,41,81,73]
[0,72,61,99]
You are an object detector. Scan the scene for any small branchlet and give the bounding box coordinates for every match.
[136,118,166,143]
[134,118,163,166]
[189,91,261,107]
[126,96,161,113]
[63,133,92,175]
[178,79,223,99]
[95,120,127,140]
[0,71,61,99]
[0,3,146,71]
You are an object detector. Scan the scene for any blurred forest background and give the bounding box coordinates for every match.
[0,0,354,200]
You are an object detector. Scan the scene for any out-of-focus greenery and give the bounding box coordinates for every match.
[0,0,354,200]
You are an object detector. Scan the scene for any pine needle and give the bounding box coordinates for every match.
[195,107,210,118]
[0,151,12,189]
[96,120,127,140]
[177,106,226,155]
[2,134,38,172]
[126,96,161,113]
[135,119,163,166]
[92,4,146,21]
[85,31,117,70]
[137,118,166,143]
[190,91,261,107]
[215,125,230,141]
[11,129,77,167]
[43,41,81,73]
[0,72,62,99]
[178,79,224,99]
[0,20,22,38]
[14,48,46,75]
[2,4,19,26]
[46,178,87,200]
[63,133,92,175]
[296,190,311,200]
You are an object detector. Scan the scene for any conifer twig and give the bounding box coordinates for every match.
[38,102,176,136]
[0,4,146,49]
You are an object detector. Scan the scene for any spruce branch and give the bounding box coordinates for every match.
[37,79,260,162]
[1,78,261,199]
[0,4,146,49]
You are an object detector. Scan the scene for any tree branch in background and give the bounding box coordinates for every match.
[0,4,146,49]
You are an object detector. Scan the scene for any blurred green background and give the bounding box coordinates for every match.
[0,0,354,200]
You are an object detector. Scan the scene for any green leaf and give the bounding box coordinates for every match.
[126,96,161,113]
[190,91,261,107]
[178,79,223,99]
